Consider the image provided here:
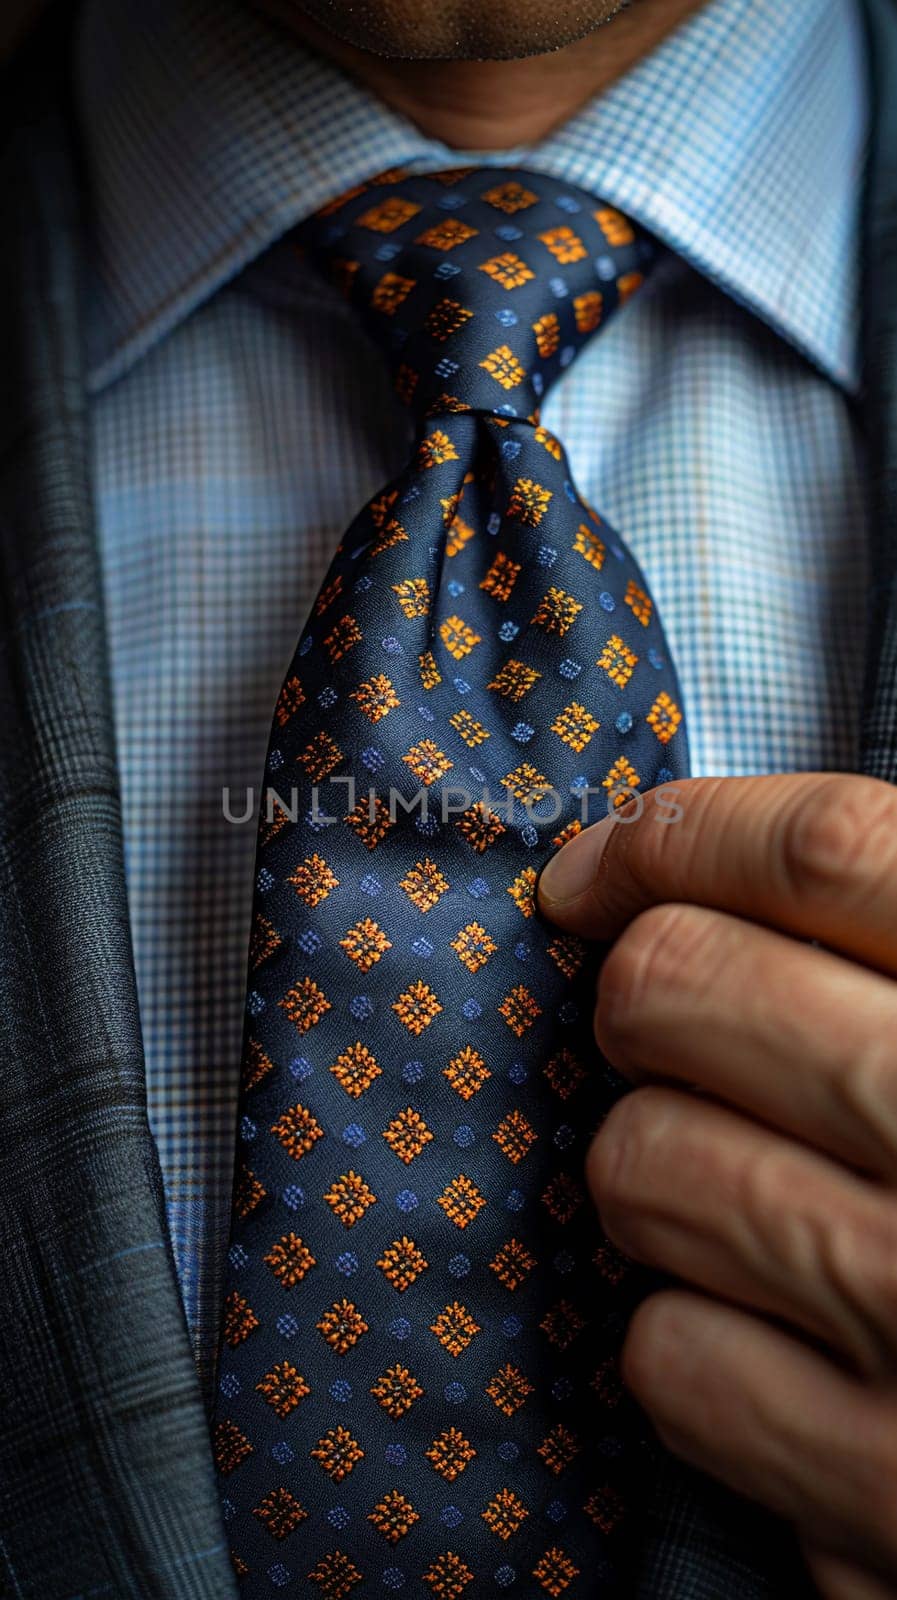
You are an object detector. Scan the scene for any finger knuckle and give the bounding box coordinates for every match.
[587,1097,636,1213]
[790,1188,897,1374]
[730,1142,795,1242]
[587,1086,668,1215]
[778,778,897,904]
[599,903,717,1051]
[846,1411,897,1555]
[842,1204,897,1363]
[835,1028,897,1171]
[621,1292,684,1408]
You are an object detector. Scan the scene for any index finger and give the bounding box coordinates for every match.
[536,773,897,974]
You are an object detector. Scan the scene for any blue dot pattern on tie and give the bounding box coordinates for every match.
[213,167,690,1599]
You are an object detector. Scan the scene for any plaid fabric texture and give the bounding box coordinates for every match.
[0,17,238,1597]
[76,0,870,1388]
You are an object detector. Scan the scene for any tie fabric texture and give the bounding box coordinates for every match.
[213,166,690,1598]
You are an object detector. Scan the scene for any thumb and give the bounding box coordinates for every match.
[537,811,618,935]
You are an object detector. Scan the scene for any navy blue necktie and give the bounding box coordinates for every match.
[213,167,689,1599]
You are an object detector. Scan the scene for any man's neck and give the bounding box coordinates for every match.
[260,0,708,148]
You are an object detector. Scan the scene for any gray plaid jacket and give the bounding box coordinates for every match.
[1,2,896,1595]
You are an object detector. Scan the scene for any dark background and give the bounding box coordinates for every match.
[3,1,45,58]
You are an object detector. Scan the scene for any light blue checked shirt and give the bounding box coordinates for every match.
[76,0,871,1388]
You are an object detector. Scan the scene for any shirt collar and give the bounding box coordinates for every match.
[77,0,868,394]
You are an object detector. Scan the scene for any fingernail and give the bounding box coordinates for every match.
[538,814,616,908]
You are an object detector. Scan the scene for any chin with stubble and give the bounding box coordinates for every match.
[285,0,632,59]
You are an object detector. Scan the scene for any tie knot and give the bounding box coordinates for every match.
[295,166,656,423]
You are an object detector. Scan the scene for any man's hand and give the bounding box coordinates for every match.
[537,774,897,1600]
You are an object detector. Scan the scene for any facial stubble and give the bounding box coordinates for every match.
[292,0,633,61]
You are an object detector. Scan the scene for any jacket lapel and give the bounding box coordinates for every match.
[0,16,238,1598]
[860,0,897,782]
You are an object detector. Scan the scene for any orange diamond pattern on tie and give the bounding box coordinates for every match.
[213,165,688,1594]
